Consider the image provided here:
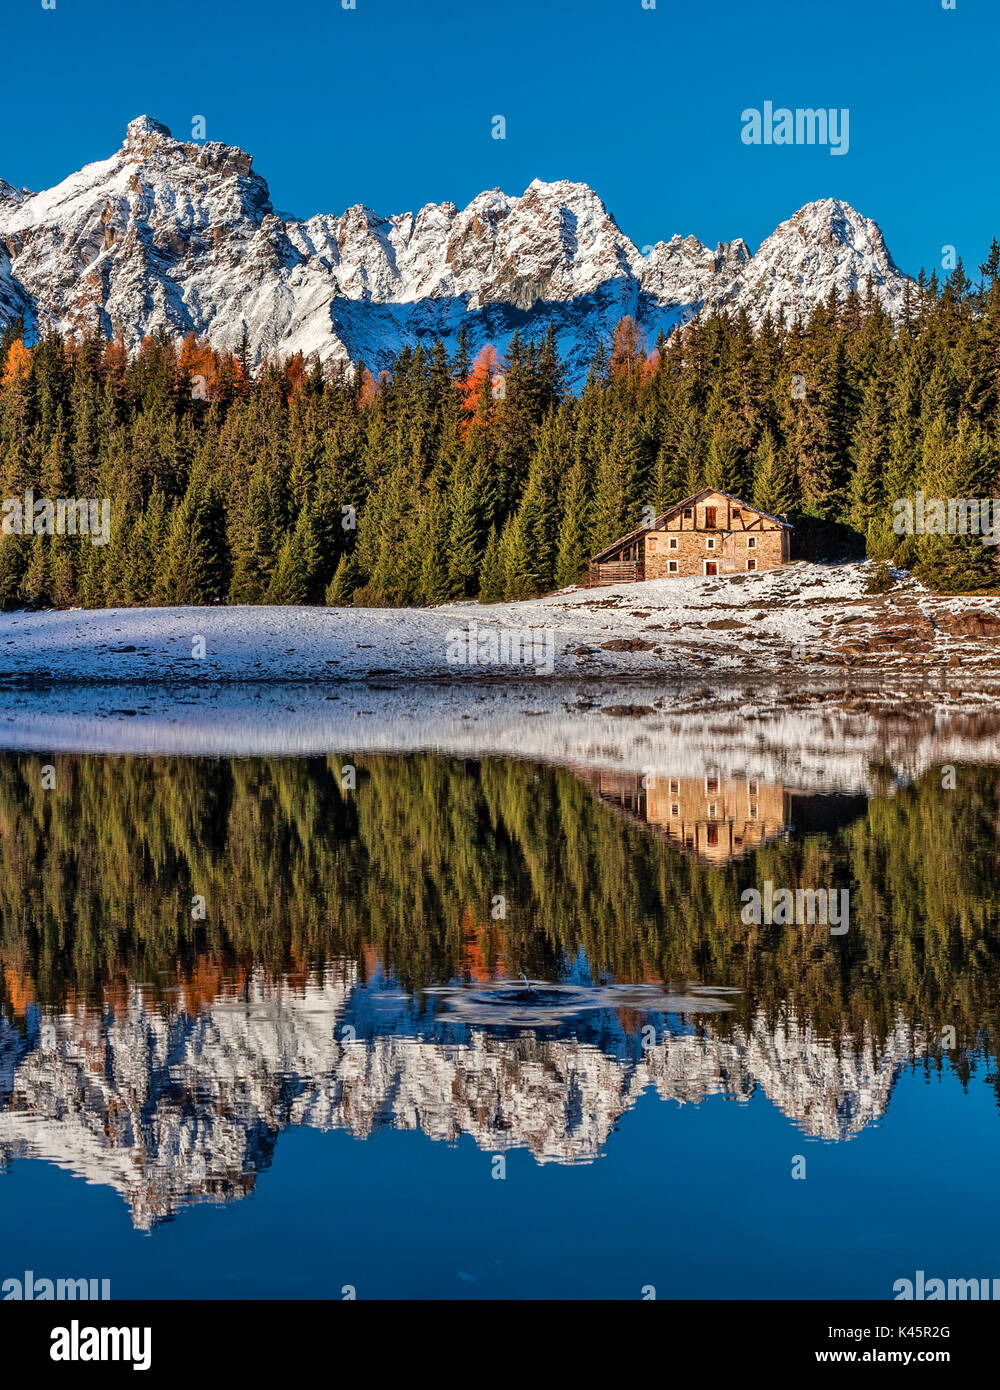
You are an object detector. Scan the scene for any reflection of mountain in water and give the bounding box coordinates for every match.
[0,966,924,1229]
[580,769,867,863]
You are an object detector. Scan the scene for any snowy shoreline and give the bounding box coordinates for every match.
[1,560,999,688]
[2,677,999,792]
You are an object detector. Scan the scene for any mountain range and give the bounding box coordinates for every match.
[0,115,910,386]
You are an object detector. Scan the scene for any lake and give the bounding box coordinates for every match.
[1,684,999,1299]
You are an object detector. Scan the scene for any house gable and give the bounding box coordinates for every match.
[652,489,791,535]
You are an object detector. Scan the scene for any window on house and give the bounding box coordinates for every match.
[704,506,717,528]
[706,776,720,795]
[706,824,719,846]
[668,537,678,549]
[747,558,757,571]
[648,537,657,553]
[670,804,679,818]
[747,537,756,549]
[668,779,680,795]
[707,803,717,819]
[683,507,692,518]
[706,537,716,550]
[668,560,678,573]
[749,803,758,819]
[733,508,741,518]
[747,780,758,796]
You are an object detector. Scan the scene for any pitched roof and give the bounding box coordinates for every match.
[590,488,792,563]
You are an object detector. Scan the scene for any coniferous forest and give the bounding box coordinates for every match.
[1,751,998,1062]
[2,251,1000,609]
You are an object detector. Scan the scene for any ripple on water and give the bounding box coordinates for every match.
[425,980,740,1028]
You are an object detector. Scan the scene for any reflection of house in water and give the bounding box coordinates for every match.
[581,770,866,864]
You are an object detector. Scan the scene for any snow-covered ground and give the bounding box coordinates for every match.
[1,560,999,687]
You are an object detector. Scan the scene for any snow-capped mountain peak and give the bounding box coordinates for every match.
[123,113,172,147]
[730,197,905,322]
[0,117,910,383]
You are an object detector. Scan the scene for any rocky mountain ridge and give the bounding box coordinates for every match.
[0,116,910,386]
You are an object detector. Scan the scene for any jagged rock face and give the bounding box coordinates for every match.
[640,232,751,308]
[711,198,906,324]
[0,116,305,357]
[0,118,910,385]
[0,179,29,326]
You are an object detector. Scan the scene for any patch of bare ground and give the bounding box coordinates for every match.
[600,637,657,652]
[935,610,1000,638]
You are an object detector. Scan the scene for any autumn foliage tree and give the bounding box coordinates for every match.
[1,338,31,384]
[457,344,503,438]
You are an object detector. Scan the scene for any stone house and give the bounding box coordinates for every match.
[588,488,792,584]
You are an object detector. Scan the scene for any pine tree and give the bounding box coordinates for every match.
[504,505,540,600]
[155,476,231,605]
[704,422,746,495]
[414,488,452,606]
[447,462,483,597]
[229,460,280,602]
[478,524,505,602]
[751,429,792,516]
[913,417,999,591]
[554,455,592,588]
[18,535,50,607]
[267,506,322,604]
[591,416,643,549]
[0,535,28,610]
[325,551,362,605]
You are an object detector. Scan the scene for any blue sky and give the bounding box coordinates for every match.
[4,0,997,275]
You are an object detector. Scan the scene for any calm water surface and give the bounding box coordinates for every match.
[1,715,999,1298]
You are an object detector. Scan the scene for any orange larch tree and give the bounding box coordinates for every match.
[1,338,31,384]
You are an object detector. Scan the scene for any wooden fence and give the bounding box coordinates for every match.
[585,560,643,587]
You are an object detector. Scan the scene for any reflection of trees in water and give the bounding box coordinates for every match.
[0,751,998,1056]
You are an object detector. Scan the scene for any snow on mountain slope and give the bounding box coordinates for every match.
[713,198,907,323]
[0,117,911,385]
[0,177,30,325]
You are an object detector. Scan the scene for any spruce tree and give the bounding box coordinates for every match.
[751,429,792,516]
[554,455,592,588]
[478,524,505,602]
[914,417,998,591]
[447,463,483,598]
[325,551,362,605]
[267,506,322,604]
